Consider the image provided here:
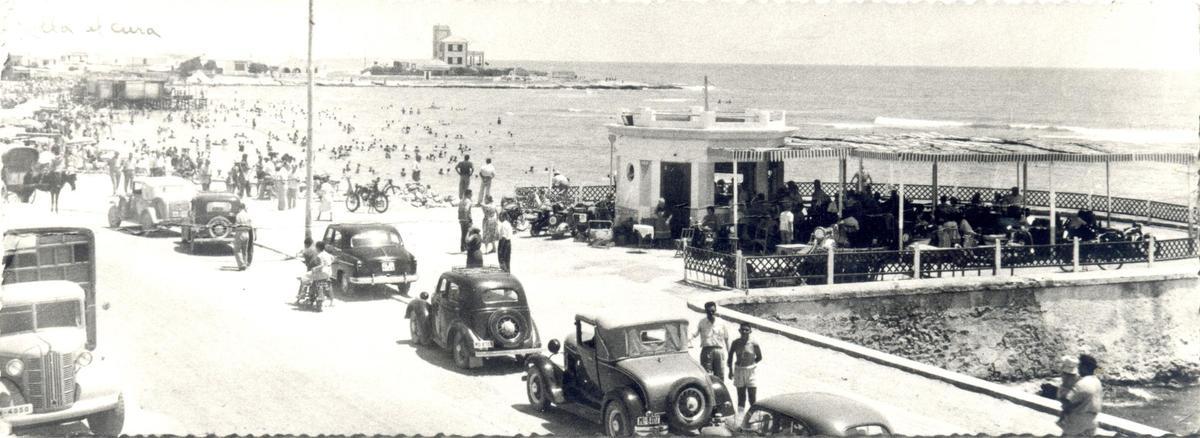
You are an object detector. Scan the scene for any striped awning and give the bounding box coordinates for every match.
[852,150,1196,164]
[710,147,846,161]
[783,134,1197,165]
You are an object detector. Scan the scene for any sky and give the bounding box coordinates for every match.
[4,0,1199,70]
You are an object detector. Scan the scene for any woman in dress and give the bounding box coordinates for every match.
[481,195,499,253]
[465,227,484,268]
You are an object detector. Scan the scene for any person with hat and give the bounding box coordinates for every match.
[464,226,484,268]
[1055,355,1079,429]
[1061,354,1103,436]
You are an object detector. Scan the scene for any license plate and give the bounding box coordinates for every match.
[636,413,662,427]
[171,211,184,218]
[0,404,32,417]
[381,261,395,272]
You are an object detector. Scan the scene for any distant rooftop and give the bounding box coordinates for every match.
[614,107,792,131]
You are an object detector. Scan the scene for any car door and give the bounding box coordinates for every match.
[435,278,461,345]
[569,319,603,404]
[325,228,346,273]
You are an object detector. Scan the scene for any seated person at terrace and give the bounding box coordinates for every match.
[701,205,720,231]
[1000,187,1023,207]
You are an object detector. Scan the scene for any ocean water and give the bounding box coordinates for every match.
[200,63,1200,204]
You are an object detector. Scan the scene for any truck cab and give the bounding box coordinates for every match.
[1,228,124,434]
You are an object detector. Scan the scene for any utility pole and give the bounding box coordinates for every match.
[703,76,709,111]
[304,0,315,241]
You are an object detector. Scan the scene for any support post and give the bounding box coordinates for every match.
[1072,237,1080,271]
[1187,160,1195,243]
[732,160,739,250]
[1049,161,1057,245]
[1022,161,1028,198]
[1148,236,1156,267]
[826,246,835,285]
[913,245,921,279]
[898,181,905,251]
[837,158,846,218]
[736,249,745,289]
[931,160,939,223]
[993,242,1001,276]
[1105,160,1112,228]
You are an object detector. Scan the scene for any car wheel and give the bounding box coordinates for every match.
[339,272,354,295]
[140,209,157,233]
[107,205,121,228]
[604,400,633,437]
[669,384,710,430]
[526,369,552,412]
[452,331,472,369]
[86,393,125,436]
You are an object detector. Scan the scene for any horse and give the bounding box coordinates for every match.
[22,169,76,213]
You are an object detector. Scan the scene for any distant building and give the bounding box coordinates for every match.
[430,25,485,67]
[215,60,252,75]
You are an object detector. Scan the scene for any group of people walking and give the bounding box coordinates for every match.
[458,188,513,272]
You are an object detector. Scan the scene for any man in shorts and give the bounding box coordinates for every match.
[727,322,763,416]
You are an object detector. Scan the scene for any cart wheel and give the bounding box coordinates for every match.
[345,194,361,212]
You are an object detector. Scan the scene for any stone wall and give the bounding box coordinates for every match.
[729,273,1200,384]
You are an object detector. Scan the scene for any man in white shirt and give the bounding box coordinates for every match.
[497,212,513,272]
[1061,354,1103,436]
[478,158,496,203]
[232,204,254,270]
[690,301,731,380]
[779,208,794,244]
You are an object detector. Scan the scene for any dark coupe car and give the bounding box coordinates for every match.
[524,312,735,436]
[322,223,418,295]
[407,267,541,369]
[701,392,893,436]
[180,192,244,253]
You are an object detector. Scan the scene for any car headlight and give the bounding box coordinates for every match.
[75,351,93,368]
[5,359,22,377]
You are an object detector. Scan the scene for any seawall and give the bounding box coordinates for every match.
[724,268,1200,385]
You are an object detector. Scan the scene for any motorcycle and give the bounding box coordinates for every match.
[500,196,530,232]
[529,202,569,237]
[295,277,329,312]
[569,201,596,241]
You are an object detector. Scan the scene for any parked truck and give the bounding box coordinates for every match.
[0,227,124,434]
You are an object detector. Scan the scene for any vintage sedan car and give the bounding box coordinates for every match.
[323,223,418,295]
[107,176,197,231]
[180,192,244,253]
[407,267,541,369]
[523,313,735,436]
[701,392,893,437]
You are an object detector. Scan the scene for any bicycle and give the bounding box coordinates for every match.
[345,179,390,213]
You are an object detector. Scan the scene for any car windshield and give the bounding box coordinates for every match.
[846,424,890,436]
[205,201,233,213]
[0,301,81,333]
[479,288,520,305]
[605,322,687,359]
[350,230,401,247]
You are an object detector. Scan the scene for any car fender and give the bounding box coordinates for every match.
[524,354,565,404]
[604,386,645,418]
[706,374,736,418]
[405,298,431,320]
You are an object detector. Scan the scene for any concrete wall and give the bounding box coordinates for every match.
[725,269,1200,385]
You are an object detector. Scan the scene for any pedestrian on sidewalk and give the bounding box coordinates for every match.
[465,226,484,268]
[497,211,513,272]
[121,152,136,193]
[232,204,254,271]
[1060,354,1103,437]
[727,322,763,415]
[1055,355,1079,430]
[458,190,474,252]
[107,153,121,195]
[478,158,495,203]
[456,154,474,199]
[690,301,730,381]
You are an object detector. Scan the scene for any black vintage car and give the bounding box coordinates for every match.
[406,267,541,369]
[322,223,418,295]
[524,313,735,436]
[180,192,244,253]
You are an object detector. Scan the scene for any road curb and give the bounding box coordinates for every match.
[686,294,1171,437]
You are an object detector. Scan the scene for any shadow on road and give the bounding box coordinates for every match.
[173,241,234,257]
[112,226,182,239]
[509,403,601,435]
[409,342,525,377]
[332,284,404,303]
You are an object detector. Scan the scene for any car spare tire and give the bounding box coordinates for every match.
[208,217,233,239]
[488,310,529,348]
[668,382,710,430]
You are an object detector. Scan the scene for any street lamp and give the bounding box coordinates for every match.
[304,0,315,241]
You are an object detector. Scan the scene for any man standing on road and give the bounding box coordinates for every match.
[121,152,136,193]
[1061,354,1103,436]
[232,204,253,271]
[478,158,495,204]
[690,301,730,381]
[458,189,474,252]
[107,153,121,195]
[497,211,513,272]
[728,322,763,415]
[456,154,474,199]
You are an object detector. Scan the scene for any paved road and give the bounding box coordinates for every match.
[7,174,1065,435]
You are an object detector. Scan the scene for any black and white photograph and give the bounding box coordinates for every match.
[0,0,1198,435]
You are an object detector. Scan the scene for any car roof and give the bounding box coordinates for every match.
[756,393,890,433]
[193,192,241,202]
[331,223,397,232]
[1,281,85,307]
[133,176,195,187]
[577,311,688,330]
[442,267,523,289]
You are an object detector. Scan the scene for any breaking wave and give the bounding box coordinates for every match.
[871,116,1195,144]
